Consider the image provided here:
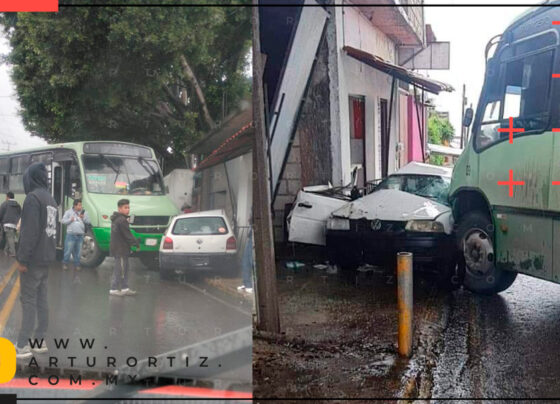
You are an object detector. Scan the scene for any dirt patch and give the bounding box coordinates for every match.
[253,264,450,399]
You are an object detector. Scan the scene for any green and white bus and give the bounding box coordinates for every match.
[1,141,179,268]
[450,4,560,294]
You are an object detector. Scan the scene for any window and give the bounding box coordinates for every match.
[82,155,164,195]
[0,159,9,193]
[172,217,228,236]
[377,174,451,206]
[475,50,554,150]
[9,155,30,192]
[31,153,52,165]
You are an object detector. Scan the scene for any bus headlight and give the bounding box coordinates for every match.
[405,220,444,233]
[327,217,350,231]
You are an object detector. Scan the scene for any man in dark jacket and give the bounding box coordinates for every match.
[0,191,22,257]
[15,163,57,359]
[110,199,140,296]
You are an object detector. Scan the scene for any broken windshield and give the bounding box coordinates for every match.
[377,174,451,206]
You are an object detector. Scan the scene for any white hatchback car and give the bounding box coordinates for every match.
[158,210,237,279]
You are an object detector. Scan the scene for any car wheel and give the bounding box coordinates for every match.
[456,211,517,295]
[80,231,106,268]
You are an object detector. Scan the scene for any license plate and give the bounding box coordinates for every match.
[145,238,157,246]
[191,256,209,266]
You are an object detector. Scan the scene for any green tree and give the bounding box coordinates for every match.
[427,112,455,166]
[0,1,251,171]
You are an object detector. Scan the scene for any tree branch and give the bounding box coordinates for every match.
[180,54,216,130]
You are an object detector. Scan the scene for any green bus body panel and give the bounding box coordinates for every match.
[4,141,179,255]
[451,132,558,282]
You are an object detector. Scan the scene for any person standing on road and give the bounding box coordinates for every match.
[61,199,90,271]
[15,163,57,359]
[0,192,21,257]
[110,199,140,297]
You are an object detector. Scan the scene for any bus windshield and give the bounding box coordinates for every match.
[83,155,164,195]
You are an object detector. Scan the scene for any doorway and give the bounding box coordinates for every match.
[380,99,389,178]
[349,95,366,187]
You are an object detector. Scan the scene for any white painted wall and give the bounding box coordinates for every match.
[164,169,195,210]
[200,153,253,245]
[343,6,396,63]
[330,4,399,185]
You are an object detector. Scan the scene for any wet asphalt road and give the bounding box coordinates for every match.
[430,274,560,400]
[0,254,252,401]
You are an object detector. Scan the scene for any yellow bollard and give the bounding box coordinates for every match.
[397,252,413,358]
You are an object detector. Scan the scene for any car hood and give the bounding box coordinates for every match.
[331,189,450,221]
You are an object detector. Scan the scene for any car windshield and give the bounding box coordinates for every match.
[377,174,451,206]
[172,217,228,235]
[83,155,164,195]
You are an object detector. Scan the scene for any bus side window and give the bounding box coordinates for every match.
[69,163,82,199]
[0,159,9,193]
[9,156,30,193]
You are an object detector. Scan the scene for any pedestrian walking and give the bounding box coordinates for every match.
[109,199,140,297]
[0,192,21,257]
[61,199,90,271]
[15,163,57,359]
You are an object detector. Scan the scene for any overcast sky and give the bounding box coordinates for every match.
[423,0,542,146]
[0,32,46,152]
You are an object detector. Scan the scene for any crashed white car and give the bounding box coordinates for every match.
[326,162,463,289]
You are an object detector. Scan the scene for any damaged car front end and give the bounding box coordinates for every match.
[326,164,464,290]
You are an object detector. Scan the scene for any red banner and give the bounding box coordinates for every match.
[0,0,58,12]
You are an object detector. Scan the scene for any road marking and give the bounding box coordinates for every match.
[0,276,19,335]
[181,281,251,317]
[0,263,17,297]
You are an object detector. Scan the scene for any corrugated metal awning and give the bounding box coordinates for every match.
[343,46,454,94]
[428,143,463,157]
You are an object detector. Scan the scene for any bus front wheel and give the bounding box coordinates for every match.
[456,211,517,295]
[81,231,106,268]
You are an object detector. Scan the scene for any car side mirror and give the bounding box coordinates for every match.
[463,107,474,127]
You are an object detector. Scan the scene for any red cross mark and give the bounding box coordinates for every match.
[497,117,524,144]
[498,169,525,197]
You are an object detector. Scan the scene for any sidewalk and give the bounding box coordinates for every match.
[253,262,450,399]
[205,276,253,302]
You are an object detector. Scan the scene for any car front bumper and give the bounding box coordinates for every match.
[159,252,237,271]
[326,228,455,268]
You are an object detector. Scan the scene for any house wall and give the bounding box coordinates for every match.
[197,152,253,248]
[272,33,332,243]
[330,5,399,186]
[164,169,195,210]
[343,6,396,63]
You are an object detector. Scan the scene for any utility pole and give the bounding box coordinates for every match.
[0,140,15,152]
[252,1,280,334]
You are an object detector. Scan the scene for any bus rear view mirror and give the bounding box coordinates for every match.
[463,107,474,127]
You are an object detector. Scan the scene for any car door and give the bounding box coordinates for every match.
[287,190,349,246]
